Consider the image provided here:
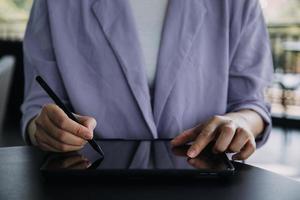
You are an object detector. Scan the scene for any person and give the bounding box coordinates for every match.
[22,0,273,160]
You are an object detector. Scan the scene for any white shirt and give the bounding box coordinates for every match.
[129,0,169,88]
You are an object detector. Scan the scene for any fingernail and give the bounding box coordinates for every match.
[85,132,92,140]
[92,119,97,129]
[187,149,197,158]
[170,139,176,145]
[89,123,97,131]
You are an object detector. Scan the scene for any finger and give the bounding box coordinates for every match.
[232,138,256,160]
[76,115,97,131]
[228,128,251,153]
[35,131,60,152]
[44,104,93,140]
[38,141,60,152]
[187,116,223,158]
[213,122,236,153]
[171,127,198,147]
[35,130,57,152]
[187,124,216,158]
[35,128,85,152]
[36,114,87,146]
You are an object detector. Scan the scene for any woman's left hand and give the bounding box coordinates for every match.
[171,114,258,160]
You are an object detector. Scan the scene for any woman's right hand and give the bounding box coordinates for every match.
[28,104,97,152]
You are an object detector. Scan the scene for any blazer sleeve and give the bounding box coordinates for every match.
[227,0,274,148]
[21,0,69,144]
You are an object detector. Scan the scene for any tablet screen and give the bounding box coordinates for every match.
[41,140,234,175]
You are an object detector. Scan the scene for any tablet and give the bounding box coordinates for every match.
[40,139,235,179]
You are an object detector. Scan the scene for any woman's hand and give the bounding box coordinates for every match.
[171,110,264,160]
[28,104,97,152]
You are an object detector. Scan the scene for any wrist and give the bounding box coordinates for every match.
[27,116,38,146]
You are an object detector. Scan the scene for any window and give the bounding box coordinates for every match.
[0,0,32,40]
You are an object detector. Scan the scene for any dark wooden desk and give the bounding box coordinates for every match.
[0,146,300,200]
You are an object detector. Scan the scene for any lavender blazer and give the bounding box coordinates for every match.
[22,0,273,146]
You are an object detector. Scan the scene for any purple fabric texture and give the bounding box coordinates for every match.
[22,0,273,147]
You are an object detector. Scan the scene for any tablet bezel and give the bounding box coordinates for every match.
[40,139,235,179]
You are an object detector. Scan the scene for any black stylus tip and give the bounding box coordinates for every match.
[89,140,105,157]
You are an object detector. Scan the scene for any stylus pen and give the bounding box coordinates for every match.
[35,76,104,157]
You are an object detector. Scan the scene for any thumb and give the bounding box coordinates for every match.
[75,115,97,131]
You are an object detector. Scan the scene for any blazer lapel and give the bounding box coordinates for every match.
[92,0,157,138]
[153,0,208,124]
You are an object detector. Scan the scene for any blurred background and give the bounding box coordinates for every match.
[0,0,300,180]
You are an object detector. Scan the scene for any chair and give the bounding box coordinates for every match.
[0,56,15,134]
